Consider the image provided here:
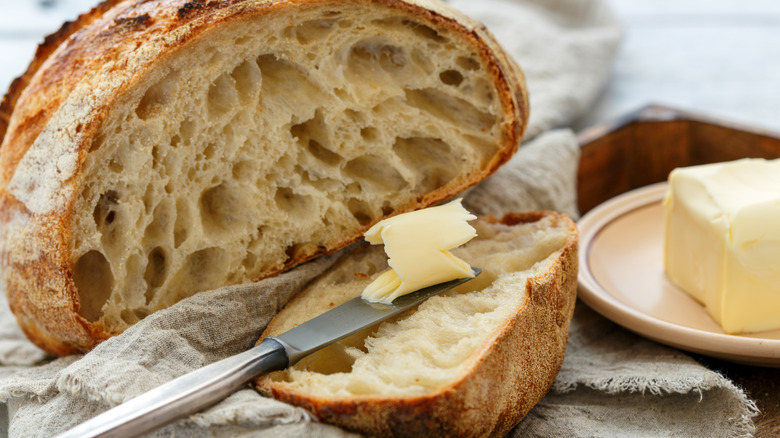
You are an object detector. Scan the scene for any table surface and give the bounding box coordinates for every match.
[576,0,780,134]
[2,0,780,134]
[1,0,779,436]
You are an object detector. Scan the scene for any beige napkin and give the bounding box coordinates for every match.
[0,0,759,437]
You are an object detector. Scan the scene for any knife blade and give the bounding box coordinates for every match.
[55,267,481,438]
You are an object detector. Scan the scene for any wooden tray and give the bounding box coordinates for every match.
[577,104,780,213]
[575,104,780,435]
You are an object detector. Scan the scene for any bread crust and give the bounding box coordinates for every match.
[256,212,578,437]
[0,0,528,354]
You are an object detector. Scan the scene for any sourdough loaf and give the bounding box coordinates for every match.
[256,211,578,437]
[0,0,528,354]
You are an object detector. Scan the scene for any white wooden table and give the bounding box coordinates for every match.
[2,0,779,132]
[578,0,780,132]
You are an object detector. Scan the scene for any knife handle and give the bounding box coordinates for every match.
[55,337,288,438]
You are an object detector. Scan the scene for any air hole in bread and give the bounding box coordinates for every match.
[89,134,104,153]
[405,88,495,132]
[73,250,114,322]
[333,88,349,100]
[173,198,190,248]
[347,198,373,226]
[439,69,464,87]
[202,142,217,160]
[144,247,167,303]
[275,187,312,219]
[108,158,123,173]
[200,182,248,234]
[456,55,481,71]
[179,119,196,144]
[343,108,364,123]
[369,17,446,43]
[232,159,259,182]
[295,19,338,44]
[307,140,341,166]
[370,96,404,118]
[349,41,407,72]
[144,199,172,246]
[230,58,262,103]
[289,121,307,143]
[204,48,226,70]
[124,251,146,299]
[242,251,258,271]
[285,243,308,263]
[291,112,342,166]
[457,77,497,108]
[151,145,162,167]
[343,155,407,192]
[409,48,435,75]
[93,190,119,229]
[143,184,156,214]
[393,137,457,192]
[234,35,252,46]
[257,54,325,114]
[136,71,181,120]
[402,20,445,42]
[344,181,362,196]
[207,72,239,117]
[360,126,379,142]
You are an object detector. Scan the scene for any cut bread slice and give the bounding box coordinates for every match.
[0,0,528,354]
[255,211,578,437]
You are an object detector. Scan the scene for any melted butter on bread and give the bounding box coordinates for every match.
[664,158,780,333]
[361,199,476,303]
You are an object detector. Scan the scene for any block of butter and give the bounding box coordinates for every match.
[663,158,780,333]
[361,199,476,303]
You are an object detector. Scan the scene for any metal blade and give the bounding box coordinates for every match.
[270,267,481,365]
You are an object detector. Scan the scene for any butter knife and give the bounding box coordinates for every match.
[56,267,481,438]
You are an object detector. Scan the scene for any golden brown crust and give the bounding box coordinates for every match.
[0,0,529,355]
[256,212,578,437]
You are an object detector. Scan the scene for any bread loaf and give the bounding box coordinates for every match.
[256,211,578,437]
[0,0,528,354]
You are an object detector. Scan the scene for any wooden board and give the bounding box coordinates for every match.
[576,104,780,436]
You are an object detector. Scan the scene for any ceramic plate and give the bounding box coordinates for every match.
[577,182,780,367]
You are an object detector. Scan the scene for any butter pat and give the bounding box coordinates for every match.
[361,199,476,303]
[664,158,780,333]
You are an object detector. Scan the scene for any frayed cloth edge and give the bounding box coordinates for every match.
[552,372,730,397]
[552,371,760,437]
[55,373,128,407]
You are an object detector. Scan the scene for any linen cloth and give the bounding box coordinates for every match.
[0,0,759,437]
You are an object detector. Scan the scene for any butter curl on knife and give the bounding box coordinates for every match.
[361,198,477,304]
